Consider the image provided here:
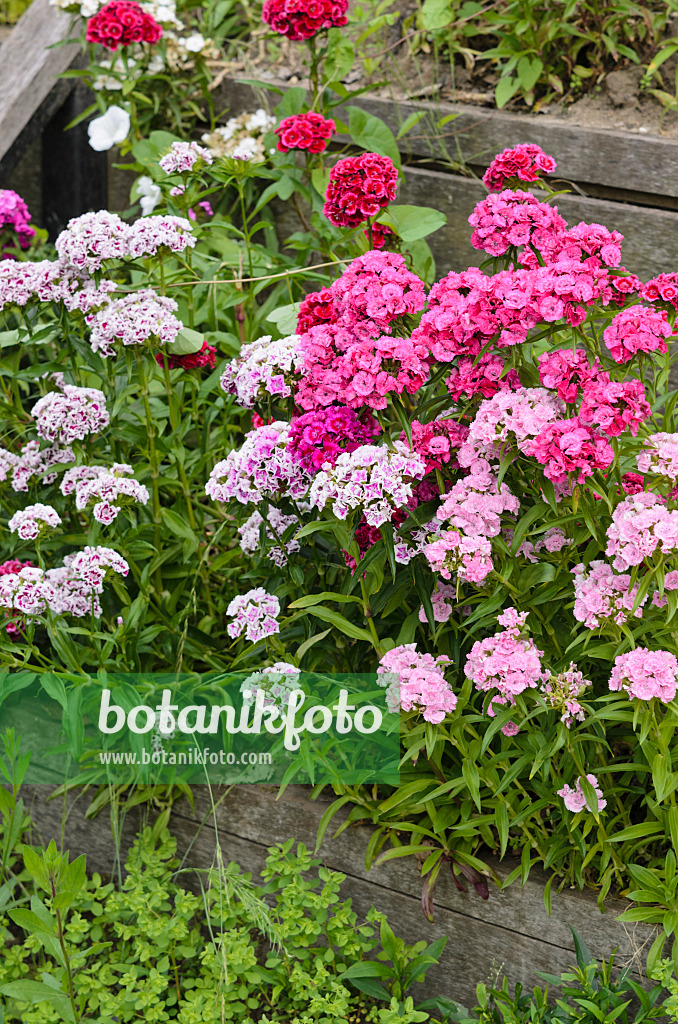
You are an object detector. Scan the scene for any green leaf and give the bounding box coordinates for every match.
[266,303,299,336]
[311,167,330,198]
[495,76,520,108]
[517,56,544,92]
[607,822,664,843]
[377,204,446,242]
[347,106,401,167]
[163,508,198,547]
[288,592,363,609]
[396,110,427,140]
[421,0,452,30]
[171,327,204,355]
[298,606,373,643]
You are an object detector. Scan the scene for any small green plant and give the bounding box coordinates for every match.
[0,828,447,1022]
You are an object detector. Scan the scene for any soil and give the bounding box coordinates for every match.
[227,4,678,141]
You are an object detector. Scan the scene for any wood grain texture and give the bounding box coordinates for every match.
[0,0,81,177]
[25,783,655,1009]
[218,76,678,202]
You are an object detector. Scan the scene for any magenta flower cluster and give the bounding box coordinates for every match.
[0,188,35,256]
[469,190,567,257]
[287,407,381,473]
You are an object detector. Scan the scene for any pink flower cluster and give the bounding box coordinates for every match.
[275,112,336,154]
[446,353,522,401]
[522,418,614,484]
[309,442,426,527]
[541,665,589,728]
[642,273,678,309]
[465,387,564,459]
[609,647,678,704]
[61,464,149,524]
[637,433,678,482]
[377,644,457,724]
[411,264,609,360]
[287,407,381,473]
[419,582,456,623]
[469,190,566,257]
[0,189,35,255]
[0,441,74,493]
[538,349,601,403]
[558,775,606,814]
[323,153,398,228]
[515,526,569,563]
[404,418,470,473]
[241,663,300,707]
[603,304,673,364]
[220,333,304,407]
[8,503,62,540]
[424,459,519,583]
[330,251,427,331]
[238,508,300,567]
[159,141,213,174]
[226,588,281,642]
[572,560,646,628]
[262,0,348,40]
[206,421,310,506]
[0,260,117,313]
[578,377,650,438]
[465,607,545,700]
[297,288,336,334]
[296,321,431,411]
[482,144,557,192]
[295,252,431,411]
[31,385,109,446]
[86,289,182,356]
[606,492,678,570]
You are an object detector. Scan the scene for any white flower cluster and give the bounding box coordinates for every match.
[201,110,277,162]
[220,334,304,407]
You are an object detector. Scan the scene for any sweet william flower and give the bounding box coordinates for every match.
[88,106,131,152]
[558,774,606,814]
[134,176,162,216]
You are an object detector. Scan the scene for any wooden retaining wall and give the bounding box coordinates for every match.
[220,77,678,281]
[24,784,654,1011]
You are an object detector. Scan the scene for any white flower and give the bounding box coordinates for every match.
[87,106,131,152]
[134,176,162,216]
[181,32,205,52]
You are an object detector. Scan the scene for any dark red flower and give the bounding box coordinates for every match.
[323,153,398,229]
[262,0,348,40]
[156,341,217,370]
[297,288,337,334]
[86,0,163,51]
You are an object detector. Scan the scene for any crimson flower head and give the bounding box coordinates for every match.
[262,0,348,40]
[323,153,398,229]
[86,0,163,51]
[156,341,217,370]
[275,112,336,154]
[296,288,337,334]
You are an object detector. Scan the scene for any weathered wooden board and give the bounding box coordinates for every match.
[218,76,678,203]
[397,167,678,280]
[25,783,654,1010]
[0,0,81,178]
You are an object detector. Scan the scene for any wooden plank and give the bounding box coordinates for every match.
[0,0,81,178]
[397,167,678,281]
[219,76,678,202]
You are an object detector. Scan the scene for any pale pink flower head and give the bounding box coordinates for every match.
[377,644,457,724]
[558,774,606,813]
[606,491,678,571]
[572,561,646,629]
[609,647,678,704]
[159,140,213,174]
[637,433,678,483]
[465,607,545,699]
[227,587,281,642]
[419,583,457,624]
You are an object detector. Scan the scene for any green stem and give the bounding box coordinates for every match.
[136,351,163,598]
[359,577,384,656]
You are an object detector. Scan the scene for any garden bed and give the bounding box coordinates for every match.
[25,784,655,1010]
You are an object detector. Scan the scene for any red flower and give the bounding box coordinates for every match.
[323,153,398,229]
[482,144,557,193]
[364,222,394,250]
[156,341,217,370]
[262,0,348,40]
[86,0,163,51]
[297,288,337,333]
[275,112,336,154]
